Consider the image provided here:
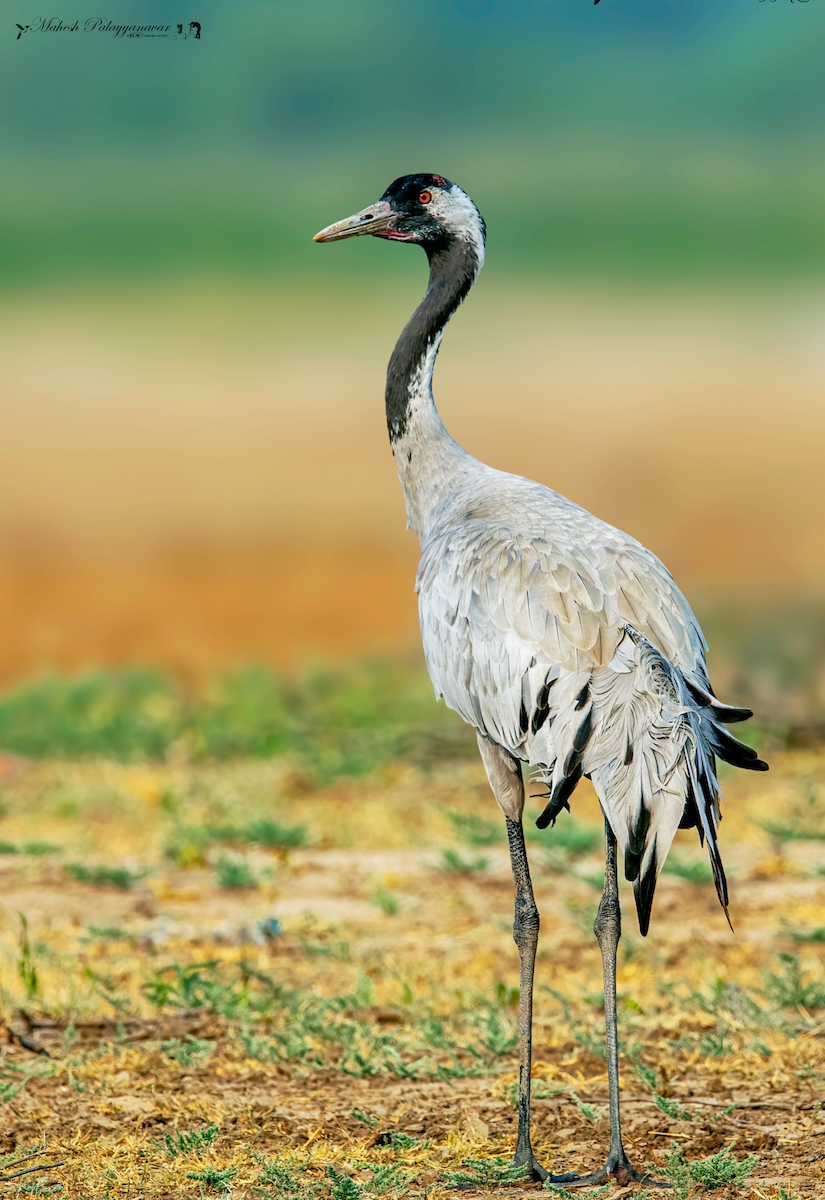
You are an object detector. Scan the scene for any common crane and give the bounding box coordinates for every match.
[314,174,767,1187]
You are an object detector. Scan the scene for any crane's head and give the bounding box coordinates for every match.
[313,174,485,265]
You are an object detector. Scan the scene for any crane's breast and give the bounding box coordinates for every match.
[416,519,703,751]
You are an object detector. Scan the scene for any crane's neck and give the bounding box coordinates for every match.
[386,236,483,539]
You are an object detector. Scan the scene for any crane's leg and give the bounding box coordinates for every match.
[475,735,577,1184]
[561,819,668,1189]
[505,813,578,1185]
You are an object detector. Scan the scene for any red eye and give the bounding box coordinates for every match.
[419,190,432,204]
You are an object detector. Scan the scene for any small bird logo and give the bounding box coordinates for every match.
[15,23,29,38]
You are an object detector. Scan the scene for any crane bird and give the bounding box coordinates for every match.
[314,175,767,1187]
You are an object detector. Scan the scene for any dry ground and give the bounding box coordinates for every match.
[0,748,821,1197]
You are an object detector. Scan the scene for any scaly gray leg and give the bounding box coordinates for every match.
[475,736,577,1184]
[505,814,578,1185]
[562,819,668,1189]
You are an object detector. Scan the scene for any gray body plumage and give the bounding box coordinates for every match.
[383,191,764,936]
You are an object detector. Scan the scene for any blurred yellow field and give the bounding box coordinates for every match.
[3,280,823,585]
[2,279,824,692]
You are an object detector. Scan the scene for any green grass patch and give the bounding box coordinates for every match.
[161,1037,216,1069]
[788,927,825,943]
[349,1109,378,1128]
[760,820,825,843]
[64,862,145,890]
[215,855,258,890]
[440,1157,529,1187]
[653,1092,693,1121]
[370,886,399,916]
[662,856,715,885]
[165,817,306,867]
[85,925,131,942]
[155,1123,220,1158]
[436,848,489,875]
[0,841,58,856]
[254,1155,319,1197]
[447,811,501,846]
[380,1131,431,1149]
[0,663,474,777]
[186,1165,237,1189]
[244,818,307,848]
[577,869,606,890]
[758,778,825,843]
[137,960,532,1081]
[526,814,602,856]
[664,1142,758,1197]
[764,953,825,1010]
[326,1162,411,1198]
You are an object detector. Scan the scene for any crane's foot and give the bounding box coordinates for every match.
[554,1148,670,1189]
[510,1152,580,1186]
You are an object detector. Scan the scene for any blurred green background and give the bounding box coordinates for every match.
[3,0,825,284]
[0,0,823,737]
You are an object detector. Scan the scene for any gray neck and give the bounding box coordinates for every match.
[386,237,482,538]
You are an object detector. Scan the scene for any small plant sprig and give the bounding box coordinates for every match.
[759,777,825,845]
[440,1157,529,1187]
[154,1123,220,1158]
[653,1092,693,1122]
[350,1109,378,1127]
[437,847,489,874]
[327,1163,411,1199]
[787,926,825,943]
[186,1165,237,1189]
[17,912,38,1001]
[382,1131,431,1149]
[573,1096,606,1122]
[252,1153,319,1197]
[765,952,825,1010]
[447,811,501,846]
[528,1080,605,1123]
[0,841,58,856]
[166,818,307,866]
[64,862,146,889]
[662,856,714,885]
[161,1036,216,1069]
[526,814,602,855]
[215,854,258,890]
[664,1141,758,1198]
[371,885,399,915]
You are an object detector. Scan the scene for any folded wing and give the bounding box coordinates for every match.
[418,516,766,933]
